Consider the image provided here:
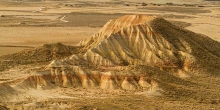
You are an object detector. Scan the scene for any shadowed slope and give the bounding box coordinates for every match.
[0,83,17,102]
[150,18,220,74]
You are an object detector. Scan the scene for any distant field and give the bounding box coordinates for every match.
[0,47,30,56]
[140,7,211,14]
[64,13,124,27]
[205,0,220,1]
[0,27,100,46]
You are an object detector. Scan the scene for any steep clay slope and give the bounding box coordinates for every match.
[2,15,220,100]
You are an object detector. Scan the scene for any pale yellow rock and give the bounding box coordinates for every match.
[138,77,151,89]
[100,72,118,90]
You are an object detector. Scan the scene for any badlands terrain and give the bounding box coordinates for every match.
[0,0,220,110]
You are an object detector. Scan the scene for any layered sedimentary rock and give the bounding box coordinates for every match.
[73,15,196,70]
[12,15,220,92]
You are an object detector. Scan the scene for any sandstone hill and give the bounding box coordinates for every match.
[76,15,220,74]
[1,15,220,103]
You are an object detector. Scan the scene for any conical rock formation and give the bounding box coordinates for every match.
[73,15,197,70]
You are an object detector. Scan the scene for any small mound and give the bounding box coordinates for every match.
[0,43,83,71]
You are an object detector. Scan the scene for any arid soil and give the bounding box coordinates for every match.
[0,0,220,110]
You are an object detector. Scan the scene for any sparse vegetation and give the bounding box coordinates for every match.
[141,3,147,6]
[166,2,174,5]
[124,4,129,6]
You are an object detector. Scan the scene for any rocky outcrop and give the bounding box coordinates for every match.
[100,72,118,90]
[14,71,55,90]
